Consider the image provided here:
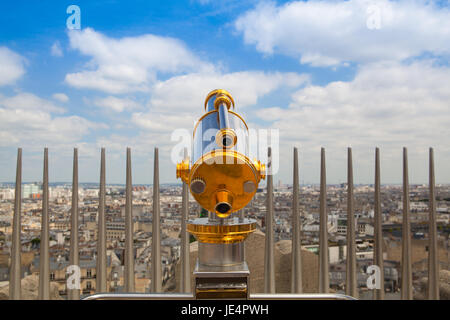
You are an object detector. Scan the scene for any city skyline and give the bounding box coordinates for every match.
[1,1,450,184]
[1,178,448,299]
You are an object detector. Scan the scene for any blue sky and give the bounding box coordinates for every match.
[0,0,450,185]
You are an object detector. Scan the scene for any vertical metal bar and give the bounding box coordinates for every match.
[373,147,385,300]
[319,147,329,293]
[39,148,50,300]
[180,148,191,293]
[264,147,276,293]
[428,148,439,300]
[96,148,107,293]
[125,148,135,292]
[238,209,244,223]
[291,147,302,293]
[401,147,413,300]
[68,148,80,300]
[151,148,162,292]
[9,148,22,300]
[346,148,358,298]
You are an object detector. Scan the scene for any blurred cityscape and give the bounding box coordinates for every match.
[0,181,449,299]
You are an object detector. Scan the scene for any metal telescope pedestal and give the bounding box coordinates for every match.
[194,260,250,299]
[188,216,255,299]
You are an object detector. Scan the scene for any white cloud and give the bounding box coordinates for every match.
[0,93,100,148]
[148,71,309,112]
[1,92,65,114]
[65,28,214,93]
[52,93,69,103]
[0,47,25,86]
[92,96,141,113]
[260,61,450,183]
[132,112,196,133]
[51,41,63,57]
[234,0,450,67]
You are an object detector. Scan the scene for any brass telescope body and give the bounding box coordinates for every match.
[177,89,265,219]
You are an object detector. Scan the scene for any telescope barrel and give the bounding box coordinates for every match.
[205,93,217,112]
[218,103,230,130]
[217,103,235,149]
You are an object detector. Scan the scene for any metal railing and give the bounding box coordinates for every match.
[83,293,356,300]
[5,146,441,300]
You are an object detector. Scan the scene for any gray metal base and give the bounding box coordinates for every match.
[198,241,245,267]
[193,259,250,299]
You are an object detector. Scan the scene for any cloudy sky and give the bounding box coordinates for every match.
[0,0,449,185]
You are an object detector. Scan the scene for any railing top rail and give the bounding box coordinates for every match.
[83,293,195,300]
[249,293,357,300]
[83,293,356,300]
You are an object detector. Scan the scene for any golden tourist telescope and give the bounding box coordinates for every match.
[177,89,266,298]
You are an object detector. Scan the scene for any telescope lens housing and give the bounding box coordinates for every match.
[215,129,237,149]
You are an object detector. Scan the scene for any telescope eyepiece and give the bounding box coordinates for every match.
[214,190,234,218]
[215,202,232,215]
